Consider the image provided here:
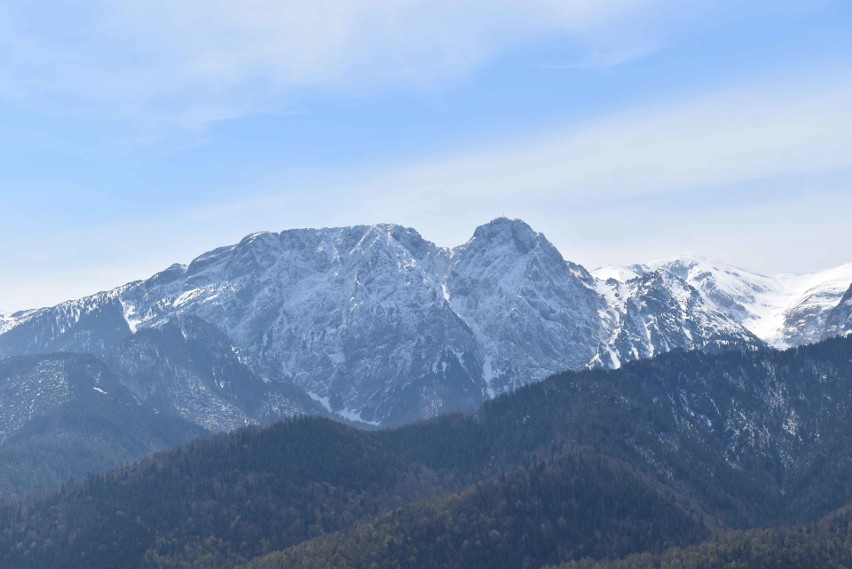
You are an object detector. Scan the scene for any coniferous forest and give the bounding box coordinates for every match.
[0,336,850,568]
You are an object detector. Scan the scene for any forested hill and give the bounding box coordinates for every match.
[384,335,852,526]
[241,452,711,569]
[0,336,850,568]
[552,503,852,569]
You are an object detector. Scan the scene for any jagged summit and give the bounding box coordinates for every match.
[465,217,540,251]
[609,255,852,348]
[0,219,849,426]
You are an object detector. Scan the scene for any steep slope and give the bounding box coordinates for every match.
[0,290,134,359]
[824,282,852,339]
[0,226,486,425]
[447,218,606,394]
[0,219,799,426]
[0,337,850,569]
[0,353,204,495]
[0,316,326,496]
[639,254,780,327]
[611,254,852,348]
[116,226,485,425]
[775,264,852,346]
[105,315,325,432]
[593,269,763,368]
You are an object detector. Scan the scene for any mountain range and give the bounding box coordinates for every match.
[0,218,850,494]
[595,253,852,349]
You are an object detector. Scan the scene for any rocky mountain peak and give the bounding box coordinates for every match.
[465,217,542,256]
[0,220,848,426]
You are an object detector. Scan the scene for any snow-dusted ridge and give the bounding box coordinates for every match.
[1,219,850,426]
[596,254,852,348]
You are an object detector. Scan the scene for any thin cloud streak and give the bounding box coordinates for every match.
[0,0,673,130]
[340,69,852,215]
[63,64,849,278]
[2,39,852,309]
[174,65,852,268]
[113,64,852,241]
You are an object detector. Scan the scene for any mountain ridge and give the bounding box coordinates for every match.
[596,253,852,348]
[0,218,849,427]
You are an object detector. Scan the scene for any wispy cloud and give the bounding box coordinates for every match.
[0,0,671,130]
[4,61,851,309]
[537,42,658,71]
[156,64,852,268]
[342,67,852,216]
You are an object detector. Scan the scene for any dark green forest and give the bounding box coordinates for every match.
[553,504,852,569]
[0,336,850,568]
[242,453,709,569]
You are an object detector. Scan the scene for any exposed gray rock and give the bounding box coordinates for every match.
[2,219,848,427]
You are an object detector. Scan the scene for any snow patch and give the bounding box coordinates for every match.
[338,408,381,427]
[306,391,332,413]
[592,265,640,283]
[119,300,141,333]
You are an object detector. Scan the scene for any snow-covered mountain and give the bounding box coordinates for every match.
[592,268,763,368]
[597,254,852,348]
[1,219,848,427]
[446,219,607,395]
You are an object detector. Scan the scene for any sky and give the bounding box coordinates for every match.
[1,0,852,310]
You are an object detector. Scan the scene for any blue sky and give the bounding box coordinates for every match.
[1,0,852,309]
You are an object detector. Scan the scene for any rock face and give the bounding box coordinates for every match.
[592,269,762,368]
[0,292,133,358]
[446,218,607,395]
[105,316,324,432]
[611,254,852,348]
[0,219,849,427]
[824,283,852,340]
